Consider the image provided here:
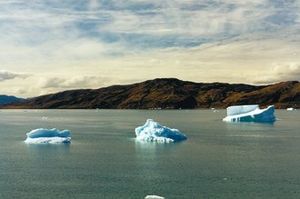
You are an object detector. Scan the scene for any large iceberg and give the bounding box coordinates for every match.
[135,119,187,143]
[24,128,71,144]
[223,105,276,123]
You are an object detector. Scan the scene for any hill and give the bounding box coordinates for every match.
[2,78,299,109]
[0,95,24,105]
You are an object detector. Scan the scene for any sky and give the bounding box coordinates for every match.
[0,0,299,97]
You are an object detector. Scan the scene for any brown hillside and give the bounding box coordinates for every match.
[2,78,299,109]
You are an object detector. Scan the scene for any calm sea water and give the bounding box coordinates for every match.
[0,110,299,199]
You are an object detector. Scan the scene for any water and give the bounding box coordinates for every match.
[0,110,299,199]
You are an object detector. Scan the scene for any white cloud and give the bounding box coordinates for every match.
[0,70,29,82]
[39,75,112,91]
[2,31,300,97]
[0,0,299,97]
[254,63,300,84]
[89,0,100,10]
[99,0,272,36]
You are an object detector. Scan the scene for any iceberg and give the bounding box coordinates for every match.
[135,119,187,143]
[24,128,71,144]
[145,195,165,199]
[287,107,295,111]
[223,105,276,123]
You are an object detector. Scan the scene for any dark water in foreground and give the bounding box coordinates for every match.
[0,110,299,199]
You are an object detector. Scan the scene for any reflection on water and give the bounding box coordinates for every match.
[222,121,279,141]
[25,143,71,163]
[134,139,187,197]
[26,143,71,153]
[134,139,180,152]
[134,139,186,161]
[0,110,300,199]
[224,121,275,128]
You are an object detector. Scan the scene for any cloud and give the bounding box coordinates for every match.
[88,0,100,10]
[0,71,29,82]
[0,0,298,51]
[100,0,270,37]
[40,76,112,90]
[253,63,300,84]
[0,0,299,97]
[0,0,299,50]
[273,63,300,81]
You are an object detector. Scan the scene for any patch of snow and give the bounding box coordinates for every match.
[135,119,187,143]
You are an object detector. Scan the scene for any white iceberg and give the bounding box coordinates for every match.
[223,105,276,123]
[135,119,187,143]
[287,107,295,111]
[24,128,71,144]
[145,195,165,199]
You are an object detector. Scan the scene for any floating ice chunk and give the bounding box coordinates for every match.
[211,108,219,112]
[25,137,71,144]
[25,128,71,144]
[135,119,187,143]
[41,116,48,120]
[223,105,276,123]
[145,195,165,199]
[287,107,295,111]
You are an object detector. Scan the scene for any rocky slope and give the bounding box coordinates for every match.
[2,78,299,109]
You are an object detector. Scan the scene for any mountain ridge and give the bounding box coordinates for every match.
[0,95,24,105]
[1,78,299,109]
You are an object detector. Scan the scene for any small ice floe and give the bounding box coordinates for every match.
[287,107,295,111]
[24,128,71,144]
[41,116,48,120]
[211,108,219,112]
[145,195,165,199]
[223,105,276,123]
[135,119,187,143]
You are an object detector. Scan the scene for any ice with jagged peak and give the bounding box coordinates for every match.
[145,195,165,199]
[135,119,187,143]
[223,105,276,123]
[24,128,71,144]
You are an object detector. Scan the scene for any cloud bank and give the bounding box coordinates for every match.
[0,71,28,82]
[0,0,299,97]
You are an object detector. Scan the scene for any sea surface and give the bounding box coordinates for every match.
[0,109,299,199]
